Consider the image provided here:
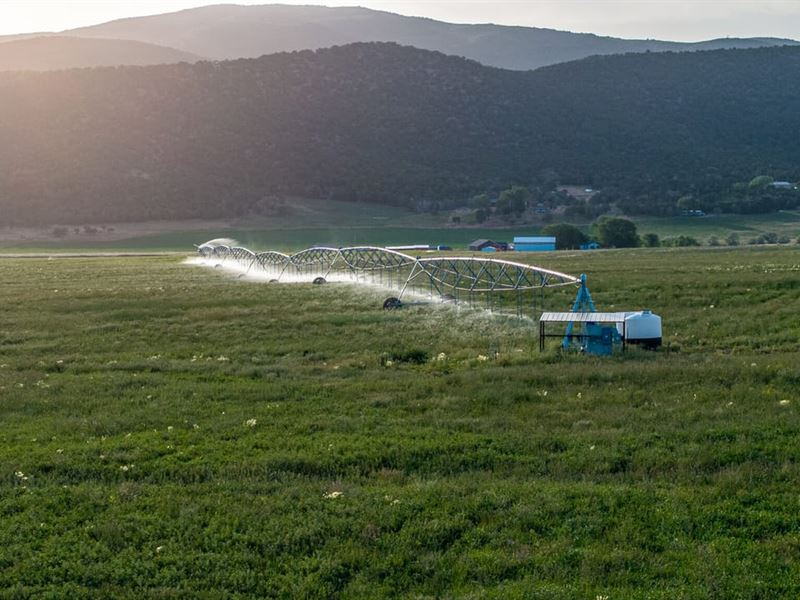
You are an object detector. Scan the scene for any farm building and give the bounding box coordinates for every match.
[469,239,508,252]
[580,241,601,250]
[513,236,556,252]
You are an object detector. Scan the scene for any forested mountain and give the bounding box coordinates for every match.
[0,36,200,72]
[1,43,799,225]
[40,4,800,71]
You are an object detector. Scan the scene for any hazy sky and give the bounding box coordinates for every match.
[1,0,799,41]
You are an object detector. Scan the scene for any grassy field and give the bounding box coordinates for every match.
[0,226,539,254]
[632,211,800,243]
[3,209,799,254]
[1,246,799,598]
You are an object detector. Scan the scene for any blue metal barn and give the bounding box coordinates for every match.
[513,236,556,252]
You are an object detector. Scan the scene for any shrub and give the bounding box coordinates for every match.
[662,235,700,247]
[381,348,429,365]
[594,217,639,248]
[541,223,588,250]
[641,233,660,247]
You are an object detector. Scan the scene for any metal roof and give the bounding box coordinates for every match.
[514,236,556,243]
[540,311,629,323]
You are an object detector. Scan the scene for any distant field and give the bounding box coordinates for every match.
[1,247,799,597]
[0,227,541,254]
[3,209,800,254]
[633,210,800,242]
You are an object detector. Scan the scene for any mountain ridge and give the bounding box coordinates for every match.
[7,4,799,71]
[0,36,201,72]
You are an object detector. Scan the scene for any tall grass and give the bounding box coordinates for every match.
[0,247,798,597]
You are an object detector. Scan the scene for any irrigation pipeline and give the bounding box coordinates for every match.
[195,240,582,318]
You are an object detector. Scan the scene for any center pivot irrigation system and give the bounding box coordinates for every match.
[195,240,661,353]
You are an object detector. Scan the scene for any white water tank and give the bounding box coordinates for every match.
[621,311,662,348]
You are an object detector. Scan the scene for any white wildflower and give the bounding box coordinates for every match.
[156,546,164,553]
[779,399,790,406]
[193,424,200,430]
[167,426,173,431]
[477,354,488,362]
[577,392,582,399]
[323,491,343,499]
[245,418,257,427]
[56,449,64,454]
[436,352,447,361]
[217,355,229,362]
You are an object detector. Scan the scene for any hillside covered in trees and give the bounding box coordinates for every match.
[1,42,799,225]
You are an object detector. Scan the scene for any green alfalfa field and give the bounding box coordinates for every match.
[1,245,799,598]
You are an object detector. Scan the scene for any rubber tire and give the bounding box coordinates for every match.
[383,297,403,310]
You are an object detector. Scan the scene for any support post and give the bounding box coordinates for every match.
[563,273,596,349]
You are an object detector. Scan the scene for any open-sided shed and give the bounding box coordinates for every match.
[539,311,629,353]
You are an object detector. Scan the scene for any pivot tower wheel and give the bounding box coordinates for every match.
[383,297,403,310]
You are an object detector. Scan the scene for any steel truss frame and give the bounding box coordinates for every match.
[196,241,581,317]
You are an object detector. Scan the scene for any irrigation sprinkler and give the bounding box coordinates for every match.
[193,240,661,354]
[196,241,581,318]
